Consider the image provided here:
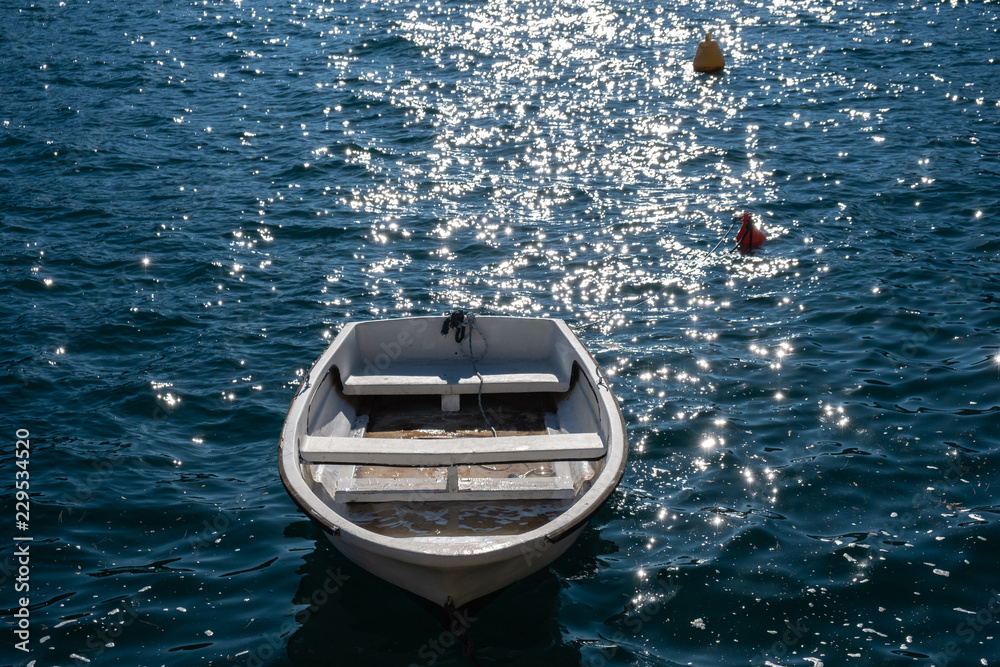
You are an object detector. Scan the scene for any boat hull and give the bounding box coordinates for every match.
[279,315,627,609]
[323,522,585,608]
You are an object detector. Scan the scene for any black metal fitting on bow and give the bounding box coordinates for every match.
[441,310,467,343]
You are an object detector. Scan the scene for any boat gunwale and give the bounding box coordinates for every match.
[278,315,628,565]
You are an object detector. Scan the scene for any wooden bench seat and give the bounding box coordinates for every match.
[341,361,569,396]
[299,432,605,466]
[332,473,579,503]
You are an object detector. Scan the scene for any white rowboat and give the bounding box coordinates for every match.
[279,314,628,608]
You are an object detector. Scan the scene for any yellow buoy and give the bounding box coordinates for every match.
[693,32,725,73]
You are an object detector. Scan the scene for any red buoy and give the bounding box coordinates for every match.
[735,212,766,252]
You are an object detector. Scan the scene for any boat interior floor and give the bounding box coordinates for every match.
[325,393,590,535]
[353,393,558,482]
[361,393,555,439]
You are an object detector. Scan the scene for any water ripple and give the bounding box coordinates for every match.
[2,0,1000,664]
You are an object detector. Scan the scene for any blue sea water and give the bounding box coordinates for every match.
[2,0,1000,664]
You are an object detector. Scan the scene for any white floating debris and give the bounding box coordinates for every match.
[691,618,706,629]
[933,569,950,577]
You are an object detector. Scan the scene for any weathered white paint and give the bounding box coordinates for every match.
[299,432,606,466]
[278,315,629,608]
